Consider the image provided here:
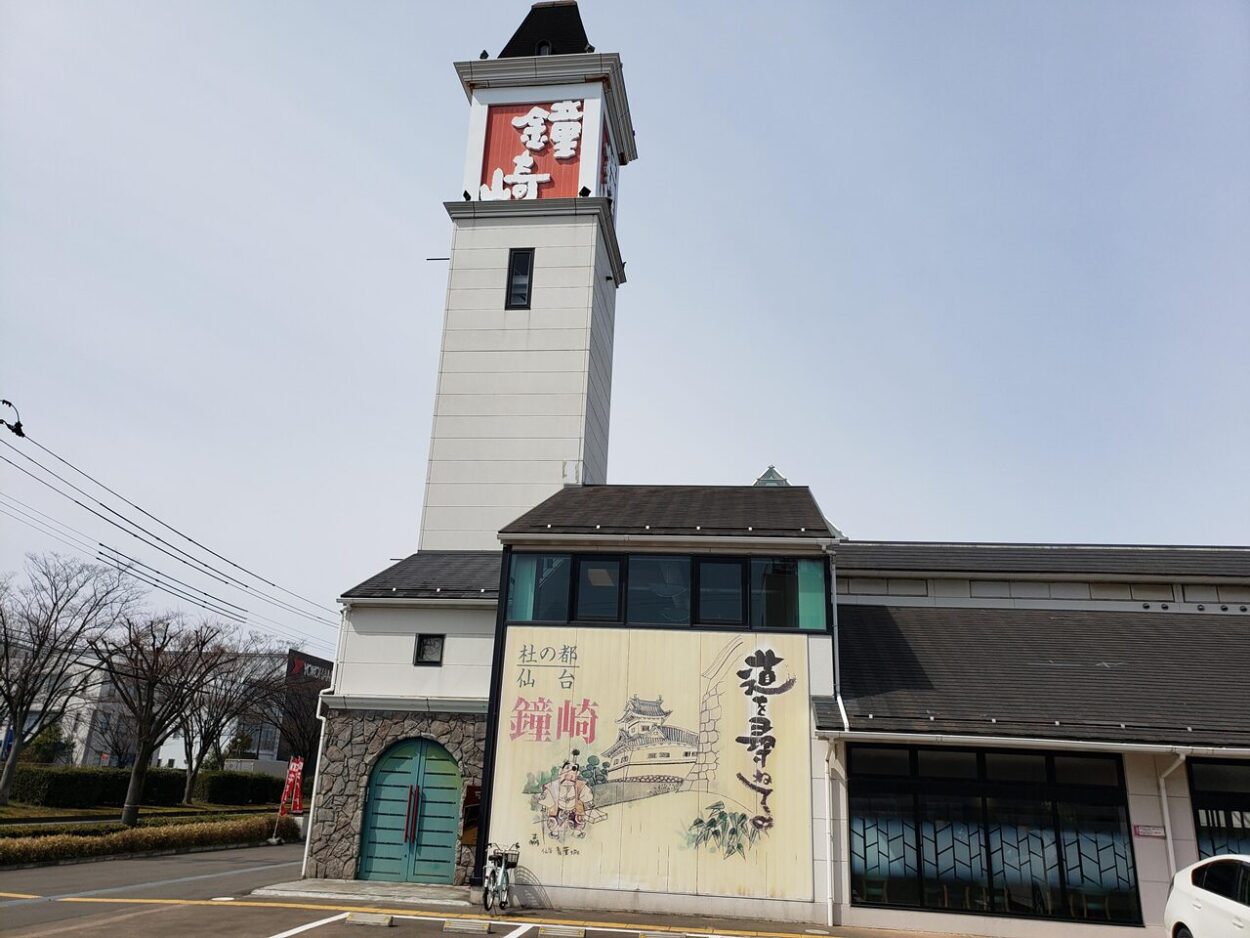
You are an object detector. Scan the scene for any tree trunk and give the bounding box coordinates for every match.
[182,733,196,804]
[0,734,26,806]
[120,741,155,826]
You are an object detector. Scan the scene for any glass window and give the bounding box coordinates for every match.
[919,749,978,779]
[506,553,570,622]
[750,558,798,628]
[1190,760,1250,858]
[986,797,1061,917]
[850,792,921,908]
[1057,800,1140,923]
[987,752,1047,783]
[919,793,990,912]
[696,559,743,623]
[848,745,1141,924]
[852,747,911,776]
[414,634,444,665]
[626,556,690,625]
[505,248,534,309]
[797,558,827,630]
[575,557,620,620]
[1055,756,1119,787]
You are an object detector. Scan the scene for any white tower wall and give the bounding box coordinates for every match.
[419,210,618,550]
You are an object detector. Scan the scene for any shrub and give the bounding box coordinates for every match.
[193,771,283,805]
[0,812,275,840]
[9,766,188,808]
[0,815,300,865]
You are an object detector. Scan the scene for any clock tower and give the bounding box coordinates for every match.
[418,1,637,551]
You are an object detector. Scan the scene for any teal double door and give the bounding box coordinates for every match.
[358,739,462,884]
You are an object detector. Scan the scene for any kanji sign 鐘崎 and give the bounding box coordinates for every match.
[480,100,584,201]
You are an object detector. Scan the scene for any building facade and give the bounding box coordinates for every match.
[306,4,1250,935]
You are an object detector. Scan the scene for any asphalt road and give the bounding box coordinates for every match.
[0,845,950,938]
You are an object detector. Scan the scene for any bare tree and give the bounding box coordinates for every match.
[0,554,135,805]
[92,709,139,767]
[89,615,234,825]
[179,636,286,804]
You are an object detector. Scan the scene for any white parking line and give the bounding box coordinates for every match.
[500,925,535,938]
[265,911,349,938]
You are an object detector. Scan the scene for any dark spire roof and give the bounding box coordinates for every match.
[499,1,592,58]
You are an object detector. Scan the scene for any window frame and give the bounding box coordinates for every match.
[505,247,535,310]
[413,633,446,667]
[502,550,831,633]
[571,554,625,623]
[693,556,748,627]
[846,743,1141,925]
[1187,757,1250,860]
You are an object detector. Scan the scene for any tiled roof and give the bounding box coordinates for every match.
[498,1,591,58]
[818,605,1250,747]
[500,485,836,540]
[341,551,501,600]
[835,541,1250,579]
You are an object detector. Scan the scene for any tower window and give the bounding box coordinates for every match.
[535,40,552,56]
[506,248,535,309]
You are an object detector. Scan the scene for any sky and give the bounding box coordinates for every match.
[1,0,1248,653]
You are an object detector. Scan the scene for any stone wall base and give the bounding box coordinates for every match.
[305,708,486,885]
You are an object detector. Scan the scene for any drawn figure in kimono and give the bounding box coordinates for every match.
[538,751,597,839]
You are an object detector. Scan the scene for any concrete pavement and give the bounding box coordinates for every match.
[0,845,972,938]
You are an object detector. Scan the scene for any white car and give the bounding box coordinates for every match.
[1165,854,1250,937]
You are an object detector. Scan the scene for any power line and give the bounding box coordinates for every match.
[20,431,337,616]
[0,488,334,649]
[0,444,338,630]
[1,501,333,651]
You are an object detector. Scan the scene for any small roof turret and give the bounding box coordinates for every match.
[754,465,790,487]
[499,1,592,58]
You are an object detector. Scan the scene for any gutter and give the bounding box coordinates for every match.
[815,729,1250,757]
[1159,754,1187,879]
[500,533,835,552]
[337,597,497,609]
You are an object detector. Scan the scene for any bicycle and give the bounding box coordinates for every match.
[482,842,520,912]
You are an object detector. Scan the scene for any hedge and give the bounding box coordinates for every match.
[0,815,300,865]
[192,771,285,806]
[10,767,187,808]
[0,812,277,840]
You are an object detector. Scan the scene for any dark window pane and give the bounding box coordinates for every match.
[576,557,620,620]
[697,559,743,623]
[851,747,911,777]
[750,558,798,628]
[986,797,1062,918]
[850,792,921,908]
[919,793,989,911]
[987,752,1048,783]
[1057,800,1139,923]
[1055,756,1120,787]
[414,634,444,665]
[918,749,978,779]
[626,556,690,625]
[506,553,570,622]
[506,248,534,309]
[1192,761,1250,793]
[1237,862,1250,906]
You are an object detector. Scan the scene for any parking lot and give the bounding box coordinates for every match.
[0,845,950,938]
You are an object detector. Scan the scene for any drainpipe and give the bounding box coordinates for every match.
[823,741,835,928]
[824,546,849,731]
[1159,754,1187,880]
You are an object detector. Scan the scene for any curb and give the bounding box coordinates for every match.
[0,837,302,871]
[0,807,280,827]
[252,887,471,908]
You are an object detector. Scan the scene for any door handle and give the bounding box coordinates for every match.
[411,784,421,842]
[405,787,414,844]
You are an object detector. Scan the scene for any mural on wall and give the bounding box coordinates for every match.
[492,627,813,900]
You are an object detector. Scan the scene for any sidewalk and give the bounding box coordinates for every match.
[252,880,973,938]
